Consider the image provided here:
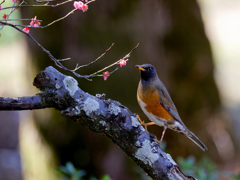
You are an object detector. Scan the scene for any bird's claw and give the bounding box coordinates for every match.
[137,114,149,132]
[154,136,162,147]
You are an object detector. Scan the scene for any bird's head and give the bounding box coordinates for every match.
[135,64,157,82]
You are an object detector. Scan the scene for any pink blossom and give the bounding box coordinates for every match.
[85,0,88,2]
[12,0,19,2]
[82,4,88,12]
[73,1,88,12]
[103,71,110,81]
[30,17,41,27]
[74,1,83,10]
[119,59,126,67]
[3,14,7,20]
[0,5,1,11]
[23,27,30,33]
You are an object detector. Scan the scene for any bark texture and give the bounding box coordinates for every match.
[0,66,197,180]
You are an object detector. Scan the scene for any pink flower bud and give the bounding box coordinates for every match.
[82,4,88,12]
[103,71,110,81]
[74,1,88,12]
[23,27,30,33]
[3,14,7,20]
[30,17,41,27]
[119,59,127,67]
[74,1,83,10]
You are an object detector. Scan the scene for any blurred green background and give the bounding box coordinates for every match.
[0,0,240,179]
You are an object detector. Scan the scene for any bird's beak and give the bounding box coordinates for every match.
[135,65,146,71]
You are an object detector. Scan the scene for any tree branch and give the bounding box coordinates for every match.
[0,66,197,180]
[0,95,46,110]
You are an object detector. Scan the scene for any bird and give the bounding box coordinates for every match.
[136,64,208,151]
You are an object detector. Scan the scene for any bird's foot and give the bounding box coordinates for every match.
[136,114,149,132]
[137,114,145,126]
[154,137,162,147]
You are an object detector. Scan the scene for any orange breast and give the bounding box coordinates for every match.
[137,86,173,120]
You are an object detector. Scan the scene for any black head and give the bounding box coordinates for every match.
[135,64,158,81]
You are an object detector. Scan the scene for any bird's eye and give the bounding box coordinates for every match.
[148,67,152,71]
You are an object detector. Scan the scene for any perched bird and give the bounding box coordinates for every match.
[136,64,207,151]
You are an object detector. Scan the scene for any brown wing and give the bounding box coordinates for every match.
[156,84,186,126]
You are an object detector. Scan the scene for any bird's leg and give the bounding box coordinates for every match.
[159,126,167,144]
[144,122,156,132]
[154,126,167,147]
[137,114,155,132]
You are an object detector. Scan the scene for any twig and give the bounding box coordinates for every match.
[34,0,67,2]
[0,20,139,80]
[0,0,138,81]
[2,0,94,10]
[122,43,139,59]
[4,19,43,22]
[0,0,5,5]
[0,0,25,30]
[94,67,119,77]
[0,0,74,10]
[88,43,140,77]
[38,0,95,28]
[2,0,95,29]
[0,21,75,76]
[73,43,115,71]
[40,9,77,28]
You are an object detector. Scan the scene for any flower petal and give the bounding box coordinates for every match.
[23,27,30,33]
[103,71,110,81]
[119,59,127,67]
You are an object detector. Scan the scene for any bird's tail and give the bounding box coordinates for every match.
[186,130,208,151]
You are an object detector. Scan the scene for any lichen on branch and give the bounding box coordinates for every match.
[0,66,196,180]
